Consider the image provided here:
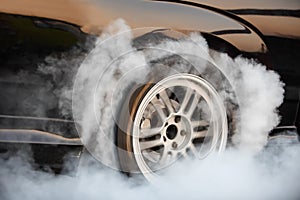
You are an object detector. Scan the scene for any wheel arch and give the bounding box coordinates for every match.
[148,0,268,53]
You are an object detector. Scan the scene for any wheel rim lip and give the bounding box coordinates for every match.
[132,73,228,181]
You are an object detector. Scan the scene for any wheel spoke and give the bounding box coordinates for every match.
[186,94,200,117]
[159,90,175,114]
[140,138,163,150]
[190,144,199,157]
[159,151,175,167]
[191,120,209,128]
[159,152,168,166]
[179,88,193,113]
[140,127,163,138]
[151,102,167,121]
[142,150,160,163]
[180,150,189,159]
[193,130,208,139]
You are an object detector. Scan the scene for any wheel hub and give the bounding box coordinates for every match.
[163,115,192,152]
[166,124,177,140]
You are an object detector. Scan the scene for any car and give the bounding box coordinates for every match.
[0,0,299,181]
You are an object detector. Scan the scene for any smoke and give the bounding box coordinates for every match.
[212,54,285,152]
[1,19,299,200]
[1,141,299,200]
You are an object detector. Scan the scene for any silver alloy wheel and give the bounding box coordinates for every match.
[132,73,228,181]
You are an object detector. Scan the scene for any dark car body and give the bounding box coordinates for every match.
[0,0,299,172]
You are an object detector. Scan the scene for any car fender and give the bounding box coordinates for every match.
[0,0,267,53]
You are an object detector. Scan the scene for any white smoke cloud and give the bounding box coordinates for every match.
[1,143,299,200]
[210,53,285,152]
[1,19,298,200]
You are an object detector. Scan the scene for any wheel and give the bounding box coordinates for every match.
[116,31,238,182]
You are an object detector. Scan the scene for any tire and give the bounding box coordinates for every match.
[116,32,238,182]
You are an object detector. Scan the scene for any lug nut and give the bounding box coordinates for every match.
[175,116,181,123]
[172,142,178,149]
[180,130,186,136]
